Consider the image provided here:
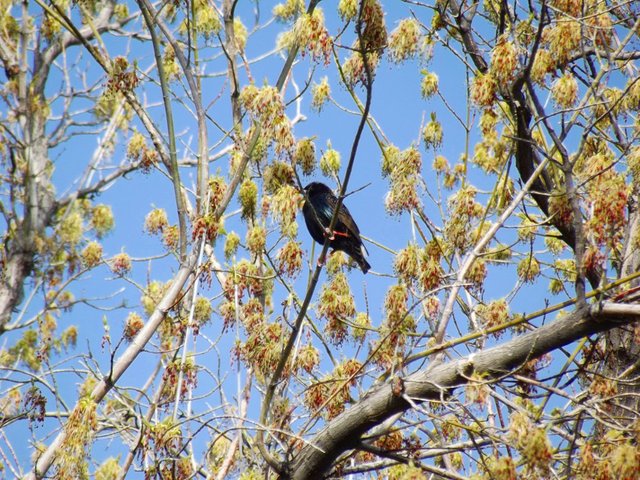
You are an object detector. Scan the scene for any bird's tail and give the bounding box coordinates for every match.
[349,245,371,274]
[359,257,371,274]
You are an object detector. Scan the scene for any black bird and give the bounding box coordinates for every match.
[302,182,371,273]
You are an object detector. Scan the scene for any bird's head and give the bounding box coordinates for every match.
[303,182,332,196]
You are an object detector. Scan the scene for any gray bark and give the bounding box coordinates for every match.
[288,303,638,479]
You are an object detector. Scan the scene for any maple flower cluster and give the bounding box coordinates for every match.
[382,145,422,215]
[239,85,295,157]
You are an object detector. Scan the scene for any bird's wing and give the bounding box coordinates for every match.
[324,194,361,237]
[337,201,369,256]
[339,203,361,236]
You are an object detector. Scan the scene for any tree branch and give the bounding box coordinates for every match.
[289,301,639,479]
[25,256,197,479]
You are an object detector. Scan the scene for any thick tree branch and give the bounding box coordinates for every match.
[289,302,639,479]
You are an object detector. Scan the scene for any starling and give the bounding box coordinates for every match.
[302,182,371,273]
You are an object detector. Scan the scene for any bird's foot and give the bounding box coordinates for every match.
[317,254,326,267]
[323,227,349,240]
[323,227,335,241]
